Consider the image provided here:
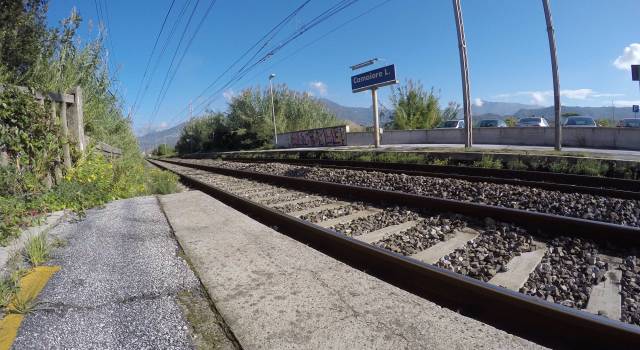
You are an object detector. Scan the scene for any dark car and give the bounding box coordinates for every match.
[564,116,597,127]
[617,118,640,128]
[478,119,507,127]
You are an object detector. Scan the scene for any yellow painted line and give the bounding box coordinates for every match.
[0,266,60,350]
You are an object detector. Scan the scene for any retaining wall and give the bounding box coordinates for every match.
[308,127,640,150]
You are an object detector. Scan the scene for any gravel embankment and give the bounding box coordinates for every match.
[374,214,469,254]
[189,160,640,227]
[300,203,369,223]
[520,237,606,309]
[332,207,419,236]
[621,256,640,325]
[435,221,534,282]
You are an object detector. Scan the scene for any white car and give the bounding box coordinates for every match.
[564,116,597,127]
[438,120,465,128]
[517,117,549,127]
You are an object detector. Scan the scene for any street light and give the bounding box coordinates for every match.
[269,73,278,147]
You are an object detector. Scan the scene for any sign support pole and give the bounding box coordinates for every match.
[371,87,380,148]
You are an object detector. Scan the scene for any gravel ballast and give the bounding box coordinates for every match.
[621,255,640,325]
[436,221,534,282]
[332,207,419,236]
[187,159,640,228]
[520,237,607,309]
[374,214,468,255]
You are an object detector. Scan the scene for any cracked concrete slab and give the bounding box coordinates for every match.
[13,196,234,350]
[162,190,545,350]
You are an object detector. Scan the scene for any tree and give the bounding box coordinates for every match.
[151,144,175,157]
[389,80,444,130]
[442,102,461,121]
[0,0,49,84]
[504,116,518,127]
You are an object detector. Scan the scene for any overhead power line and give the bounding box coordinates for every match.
[164,0,313,126]
[130,0,177,117]
[132,0,193,120]
[173,0,361,124]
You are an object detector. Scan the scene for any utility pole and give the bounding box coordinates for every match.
[269,73,278,147]
[371,87,380,147]
[542,0,562,150]
[189,100,193,120]
[452,0,472,148]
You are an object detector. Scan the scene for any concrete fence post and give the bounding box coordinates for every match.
[67,86,86,152]
[60,99,72,170]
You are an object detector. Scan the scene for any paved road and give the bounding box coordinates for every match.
[13,196,232,349]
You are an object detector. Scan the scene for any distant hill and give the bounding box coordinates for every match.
[318,98,373,126]
[472,101,537,116]
[513,106,636,121]
[137,121,187,153]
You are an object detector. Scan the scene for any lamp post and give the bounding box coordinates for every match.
[269,73,278,147]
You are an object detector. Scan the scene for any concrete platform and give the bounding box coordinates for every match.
[161,191,544,349]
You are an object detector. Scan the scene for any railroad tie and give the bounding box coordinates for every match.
[317,209,382,228]
[355,220,419,244]
[488,242,547,291]
[586,255,623,321]
[287,202,349,217]
[410,228,480,265]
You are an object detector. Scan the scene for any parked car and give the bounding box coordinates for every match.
[438,120,465,128]
[517,117,549,127]
[564,116,597,127]
[478,119,507,127]
[617,118,640,128]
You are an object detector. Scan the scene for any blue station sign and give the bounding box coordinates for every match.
[633,105,639,113]
[351,64,398,93]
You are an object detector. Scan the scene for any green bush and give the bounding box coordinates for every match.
[571,159,608,177]
[548,159,570,173]
[145,168,178,195]
[506,159,528,171]
[472,155,503,169]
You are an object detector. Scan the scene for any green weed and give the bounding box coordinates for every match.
[472,155,503,169]
[24,233,49,267]
[431,158,450,166]
[571,159,608,177]
[548,159,570,173]
[506,159,528,171]
[145,168,178,195]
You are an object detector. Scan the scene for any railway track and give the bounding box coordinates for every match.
[207,156,640,200]
[149,158,640,349]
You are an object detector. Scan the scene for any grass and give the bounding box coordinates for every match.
[24,233,49,267]
[472,155,503,169]
[145,168,179,194]
[548,159,570,173]
[506,159,528,171]
[6,295,38,314]
[571,159,608,177]
[0,278,18,308]
[431,158,450,166]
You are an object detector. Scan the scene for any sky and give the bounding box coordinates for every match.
[45,0,640,134]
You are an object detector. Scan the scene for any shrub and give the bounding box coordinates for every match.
[571,159,608,177]
[548,159,570,173]
[145,168,178,195]
[472,155,503,169]
[507,159,528,171]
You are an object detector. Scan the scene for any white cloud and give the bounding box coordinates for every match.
[223,89,236,102]
[473,98,484,107]
[136,121,169,136]
[613,43,640,70]
[494,89,626,105]
[308,81,328,96]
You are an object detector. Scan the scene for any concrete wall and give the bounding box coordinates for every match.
[278,127,640,150]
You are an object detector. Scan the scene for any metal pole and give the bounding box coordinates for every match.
[269,75,278,146]
[452,0,472,148]
[542,0,562,150]
[371,87,380,148]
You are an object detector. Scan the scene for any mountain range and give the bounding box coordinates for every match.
[137,99,639,151]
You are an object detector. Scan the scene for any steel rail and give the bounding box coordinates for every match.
[159,158,640,246]
[149,158,640,349]
[204,156,640,194]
